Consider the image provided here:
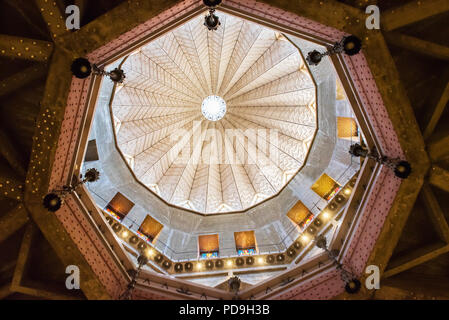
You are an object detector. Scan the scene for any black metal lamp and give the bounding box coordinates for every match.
[228,275,241,299]
[349,143,412,179]
[306,35,362,66]
[203,0,222,6]
[42,168,100,212]
[119,254,149,300]
[204,9,221,30]
[71,58,126,83]
[43,193,63,212]
[203,0,221,31]
[315,235,361,294]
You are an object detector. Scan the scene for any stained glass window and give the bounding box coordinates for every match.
[238,248,256,256]
[200,251,219,259]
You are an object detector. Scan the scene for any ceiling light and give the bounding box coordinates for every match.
[43,168,101,212]
[322,211,330,220]
[301,235,309,243]
[122,231,129,238]
[119,255,148,300]
[314,235,361,294]
[146,248,155,257]
[344,188,351,195]
[349,143,412,179]
[306,35,362,66]
[201,95,226,121]
[227,260,233,267]
[197,263,203,270]
[257,257,264,264]
[71,57,126,83]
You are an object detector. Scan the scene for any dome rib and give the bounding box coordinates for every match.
[111,11,317,214]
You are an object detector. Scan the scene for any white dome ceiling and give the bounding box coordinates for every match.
[111,11,317,214]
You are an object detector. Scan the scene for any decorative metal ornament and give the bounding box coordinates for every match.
[306,35,362,66]
[83,168,100,183]
[204,9,221,31]
[185,262,193,271]
[215,259,224,268]
[266,255,275,264]
[345,278,362,294]
[349,143,412,179]
[71,58,92,79]
[228,276,241,294]
[43,193,63,212]
[71,58,126,83]
[174,263,183,272]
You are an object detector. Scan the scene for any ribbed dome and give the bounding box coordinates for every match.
[111,11,317,214]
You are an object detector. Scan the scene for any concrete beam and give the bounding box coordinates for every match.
[24,48,111,300]
[35,0,68,40]
[0,35,53,62]
[257,0,366,37]
[0,128,27,178]
[11,223,37,288]
[423,67,449,140]
[428,165,449,193]
[354,31,429,293]
[0,204,29,244]
[427,128,449,162]
[428,134,449,161]
[0,284,12,300]
[384,32,449,61]
[383,242,449,278]
[420,183,449,243]
[382,0,449,31]
[0,64,48,98]
[9,222,78,300]
[63,0,197,56]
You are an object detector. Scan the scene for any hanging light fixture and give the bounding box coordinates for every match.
[203,0,221,31]
[349,143,412,179]
[315,235,361,294]
[306,35,362,66]
[71,58,126,83]
[119,254,149,300]
[228,275,241,299]
[42,168,100,212]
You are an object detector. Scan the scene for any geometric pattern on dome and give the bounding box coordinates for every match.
[111,11,317,214]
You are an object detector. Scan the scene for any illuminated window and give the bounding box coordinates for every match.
[337,117,358,138]
[287,200,315,229]
[137,215,163,243]
[105,192,135,221]
[336,79,346,100]
[234,231,256,256]
[199,234,219,259]
[311,173,341,201]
